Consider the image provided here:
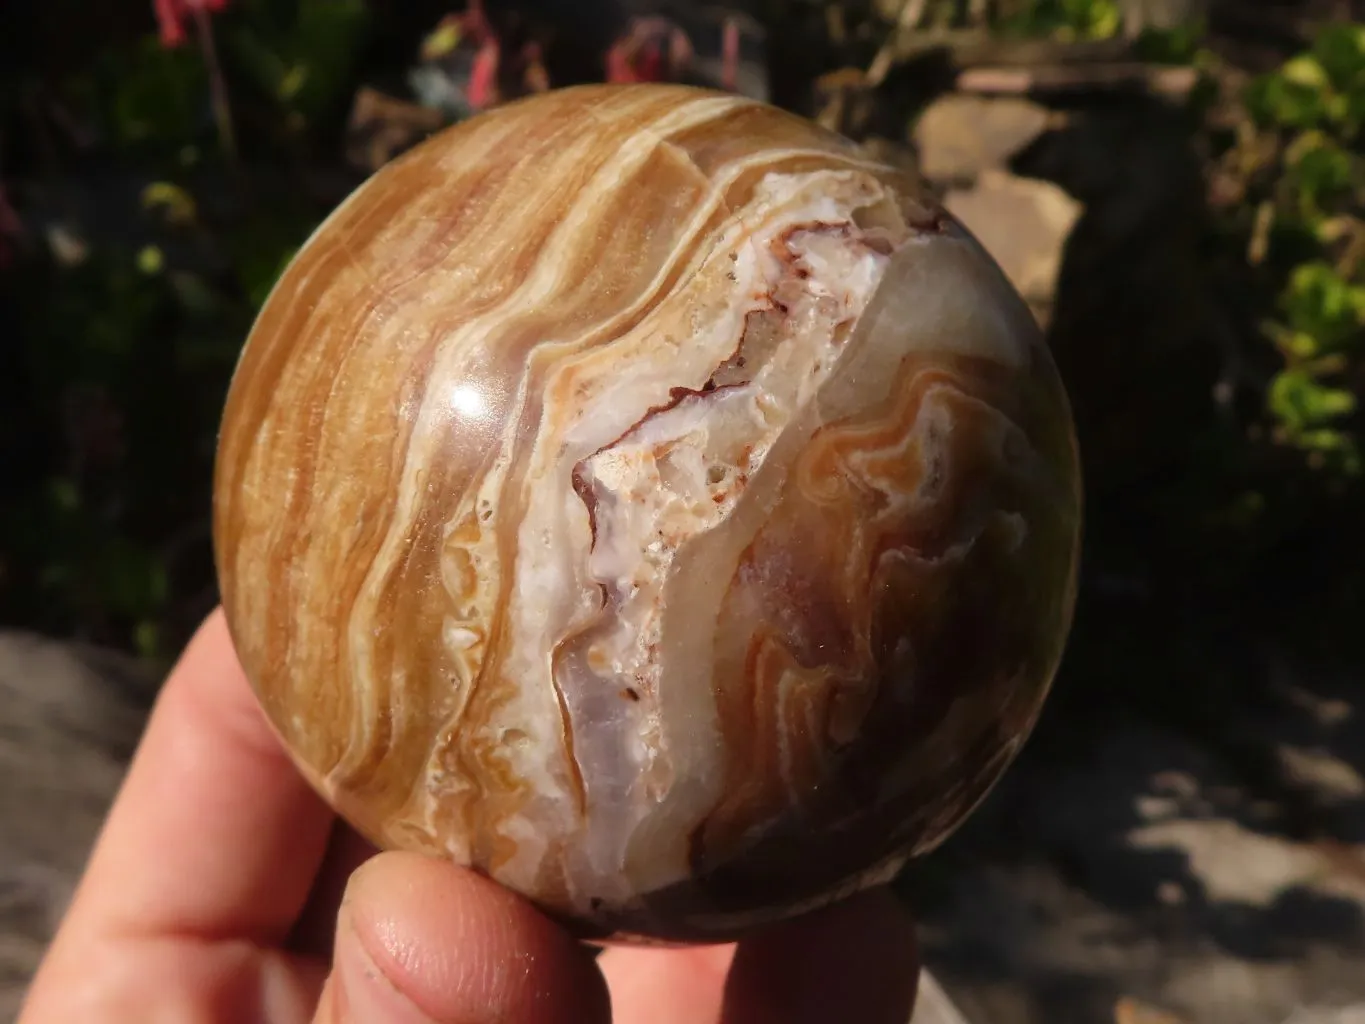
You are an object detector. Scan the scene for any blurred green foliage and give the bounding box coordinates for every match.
[90,38,211,152]
[1245,25,1365,476]
[1001,0,1124,40]
[224,0,369,141]
[1,1,1362,668]
[1,0,370,657]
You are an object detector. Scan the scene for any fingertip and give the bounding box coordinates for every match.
[722,889,919,1024]
[598,940,736,1024]
[332,851,610,1024]
[57,606,335,948]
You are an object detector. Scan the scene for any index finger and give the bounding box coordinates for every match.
[50,608,335,945]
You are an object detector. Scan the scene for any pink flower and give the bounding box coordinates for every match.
[0,185,21,271]
[606,18,692,86]
[466,40,500,110]
[154,0,229,48]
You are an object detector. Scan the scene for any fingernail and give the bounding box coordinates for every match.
[332,909,438,1024]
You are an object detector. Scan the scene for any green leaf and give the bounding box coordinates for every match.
[224,0,368,123]
[1283,55,1331,91]
[95,537,168,621]
[1269,369,1358,433]
[99,37,212,151]
[141,182,199,225]
[278,63,309,101]
[134,621,162,660]
[224,29,294,105]
[1311,24,1365,93]
[1299,427,1354,451]
[1134,22,1206,66]
[1283,330,1321,359]
[995,0,1124,41]
[1247,57,1337,130]
[1285,132,1356,217]
[287,0,369,115]
[136,246,165,275]
[421,17,464,61]
[1280,261,1365,354]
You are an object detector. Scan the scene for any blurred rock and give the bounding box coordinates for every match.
[1127,818,1365,907]
[1281,1010,1365,1024]
[905,653,1365,1024]
[953,62,1198,102]
[0,632,155,1020]
[912,95,1059,184]
[1275,746,1365,805]
[943,168,1082,320]
[912,970,975,1024]
[3,634,1365,1024]
[1116,997,1189,1024]
[1118,0,1208,35]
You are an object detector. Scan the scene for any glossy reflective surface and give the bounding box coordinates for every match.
[213,83,1082,943]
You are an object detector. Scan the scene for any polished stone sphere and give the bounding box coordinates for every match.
[212,83,1082,944]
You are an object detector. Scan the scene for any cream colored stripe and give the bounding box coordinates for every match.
[332,94,753,788]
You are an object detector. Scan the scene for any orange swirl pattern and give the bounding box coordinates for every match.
[213,83,1082,942]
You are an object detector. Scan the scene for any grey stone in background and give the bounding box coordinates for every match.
[1118,0,1209,35]
[907,655,1365,1024]
[0,632,156,1021]
[913,970,976,1024]
[911,95,1059,185]
[943,168,1082,317]
[906,93,1082,329]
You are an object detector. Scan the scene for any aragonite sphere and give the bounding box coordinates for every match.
[213,83,1081,943]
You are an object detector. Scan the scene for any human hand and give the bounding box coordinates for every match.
[19,609,919,1023]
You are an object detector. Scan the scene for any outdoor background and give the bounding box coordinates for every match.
[2,1,1364,1022]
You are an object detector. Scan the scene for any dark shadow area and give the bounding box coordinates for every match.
[893,49,1365,1017]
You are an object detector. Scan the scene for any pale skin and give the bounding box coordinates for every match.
[20,609,920,1024]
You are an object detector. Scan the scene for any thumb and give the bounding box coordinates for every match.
[312,851,610,1024]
